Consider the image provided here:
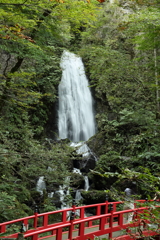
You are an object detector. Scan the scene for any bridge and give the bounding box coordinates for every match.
[0,199,159,240]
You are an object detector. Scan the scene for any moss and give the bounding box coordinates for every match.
[70,173,84,189]
[81,190,106,204]
[87,132,107,157]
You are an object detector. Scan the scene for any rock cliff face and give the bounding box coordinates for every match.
[0,51,17,75]
[72,150,96,173]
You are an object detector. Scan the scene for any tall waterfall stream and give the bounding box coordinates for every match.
[58,50,96,142]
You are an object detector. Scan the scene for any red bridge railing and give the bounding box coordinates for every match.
[0,199,159,240]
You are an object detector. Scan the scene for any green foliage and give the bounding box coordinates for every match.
[0,0,100,222]
[0,191,31,222]
[70,172,84,188]
[80,0,160,204]
[80,2,157,114]
[81,190,106,204]
[0,0,160,226]
[0,0,99,135]
[0,137,74,221]
[90,107,160,196]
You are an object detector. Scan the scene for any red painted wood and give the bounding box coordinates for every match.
[79,221,85,237]
[80,207,85,219]
[43,214,48,228]
[96,205,101,215]
[68,215,74,240]
[100,217,105,231]
[51,229,56,235]
[0,225,6,233]
[32,233,38,240]
[118,212,123,227]
[62,211,67,223]
[109,208,113,239]
[0,199,159,240]
[34,212,38,229]
[88,220,92,227]
[57,227,62,240]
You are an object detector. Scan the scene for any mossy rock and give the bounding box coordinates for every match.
[88,171,117,190]
[87,132,108,157]
[70,173,84,188]
[81,190,106,204]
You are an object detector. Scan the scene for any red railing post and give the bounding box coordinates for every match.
[109,203,114,239]
[69,211,75,239]
[80,207,85,219]
[56,228,62,240]
[118,212,123,228]
[22,219,29,232]
[88,220,92,227]
[105,195,109,224]
[68,200,76,239]
[32,233,38,240]
[52,229,57,235]
[43,214,48,228]
[2,199,159,240]
[79,222,85,238]
[100,217,105,231]
[34,205,38,229]
[96,205,101,216]
[62,210,67,223]
[0,225,6,234]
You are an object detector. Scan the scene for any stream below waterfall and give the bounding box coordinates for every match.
[36,169,90,208]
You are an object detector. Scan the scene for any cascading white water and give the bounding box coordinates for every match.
[84,176,89,191]
[56,176,70,209]
[36,176,46,195]
[58,50,95,142]
[73,168,82,175]
[75,190,83,201]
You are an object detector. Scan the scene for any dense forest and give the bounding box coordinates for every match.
[0,0,160,224]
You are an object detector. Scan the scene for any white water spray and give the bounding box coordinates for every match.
[75,190,83,201]
[58,50,95,142]
[36,176,46,195]
[84,176,89,191]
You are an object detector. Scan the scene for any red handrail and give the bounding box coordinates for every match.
[0,199,159,240]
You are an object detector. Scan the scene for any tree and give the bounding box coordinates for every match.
[0,0,99,221]
[0,0,99,110]
[79,0,160,199]
[123,0,160,116]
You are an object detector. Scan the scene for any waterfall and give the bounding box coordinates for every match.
[71,142,90,158]
[56,176,70,209]
[75,190,83,201]
[58,50,95,142]
[73,168,82,175]
[36,176,46,195]
[84,176,89,191]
